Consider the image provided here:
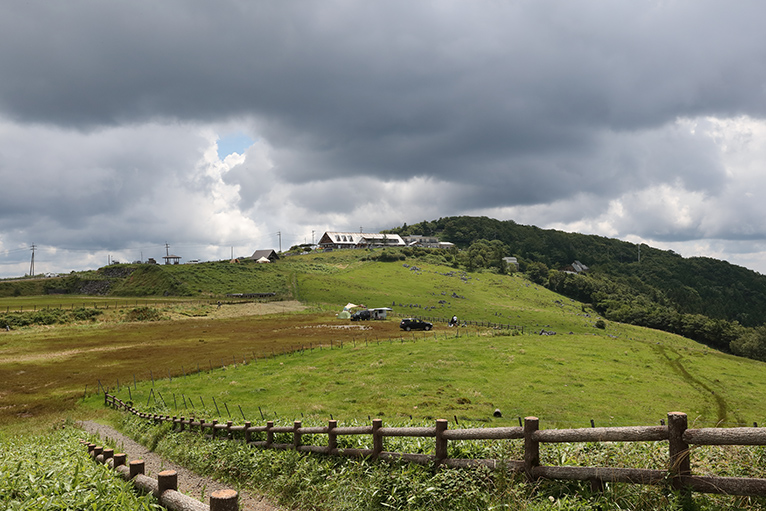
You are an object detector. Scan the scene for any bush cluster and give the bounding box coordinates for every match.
[0,307,102,328]
[124,306,164,322]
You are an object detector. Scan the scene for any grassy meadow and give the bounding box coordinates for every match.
[96,320,766,429]
[3,250,766,431]
[5,250,766,509]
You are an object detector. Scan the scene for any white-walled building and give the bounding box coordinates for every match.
[317,232,405,250]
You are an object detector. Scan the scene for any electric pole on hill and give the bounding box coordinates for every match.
[29,244,36,277]
[277,231,281,252]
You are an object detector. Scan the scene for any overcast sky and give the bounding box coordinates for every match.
[2,0,766,278]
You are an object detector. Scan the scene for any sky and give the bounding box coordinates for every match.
[2,1,766,278]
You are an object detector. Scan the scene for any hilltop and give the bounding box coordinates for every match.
[385,216,766,327]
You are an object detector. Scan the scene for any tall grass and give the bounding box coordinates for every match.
[0,422,161,510]
[120,411,766,510]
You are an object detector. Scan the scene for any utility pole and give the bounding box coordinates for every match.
[277,231,281,252]
[29,244,36,276]
[312,230,315,246]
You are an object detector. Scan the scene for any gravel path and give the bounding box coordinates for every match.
[77,420,285,511]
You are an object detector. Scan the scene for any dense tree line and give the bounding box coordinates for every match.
[386,216,766,327]
[385,216,766,362]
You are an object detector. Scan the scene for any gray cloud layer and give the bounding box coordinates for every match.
[2,1,766,275]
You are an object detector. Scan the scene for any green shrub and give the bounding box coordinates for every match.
[70,307,103,322]
[125,307,164,322]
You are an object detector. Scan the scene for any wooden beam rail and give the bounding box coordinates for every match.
[83,440,238,510]
[104,393,766,499]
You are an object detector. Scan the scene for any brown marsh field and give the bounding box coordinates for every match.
[0,300,400,430]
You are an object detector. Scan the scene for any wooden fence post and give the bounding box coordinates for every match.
[524,416,540,482]
[435,419,448,467]
[129,460,145,479]
[244,421,252,444]
[294,421,302,450]
[210,489,239,511]
[266,421,274,448]
[113,453,126,468]
[372,419,383,458]
[157,470,177,495]
[668,412,692,500]
[328,420,338,453]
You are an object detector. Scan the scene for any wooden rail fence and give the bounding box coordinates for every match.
[390,311,524,332]
[82,439,239,510]
[105,393,766,499]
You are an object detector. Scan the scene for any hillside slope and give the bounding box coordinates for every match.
[385,216,766,327]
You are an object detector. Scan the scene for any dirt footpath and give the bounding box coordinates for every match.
[77,420,285,511]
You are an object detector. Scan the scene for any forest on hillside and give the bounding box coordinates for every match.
[384,216,766,361]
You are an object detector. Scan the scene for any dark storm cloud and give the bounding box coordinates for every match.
[4,1,766,275]
[2,1,765,191]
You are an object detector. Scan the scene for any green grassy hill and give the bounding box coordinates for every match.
[8,248,766,509]
[386,216,766,327]
[0,260,294,299]
[82,250,766,429]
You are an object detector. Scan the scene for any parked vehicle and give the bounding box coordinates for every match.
[351,310,371,321]
[400,318,432,331]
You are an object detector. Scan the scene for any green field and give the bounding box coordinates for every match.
[5,250,766,509]
[97,319,766,429]
[5,252,766,429]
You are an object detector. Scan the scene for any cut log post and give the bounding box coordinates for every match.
[266,421,274,448]
[328,420,338,453]
[524,417,540,482]
[435,419,448,466]
[372,419,383,458]
[668,412,691,500]
[157,470,177,496]
[210,489,239,511]
[129,459,145,479]
[293,421,302,450]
